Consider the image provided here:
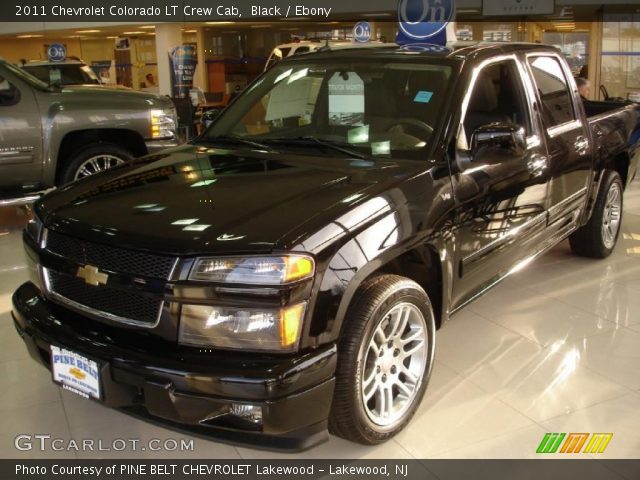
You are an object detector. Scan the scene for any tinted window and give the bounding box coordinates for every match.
[463,60,532,142]
[294,46,310,55]
[0,75,20,106]
[528,56,575,127]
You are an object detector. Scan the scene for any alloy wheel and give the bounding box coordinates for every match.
[360,302,428,427]
[601,181,622,249]
[74,155,125,180]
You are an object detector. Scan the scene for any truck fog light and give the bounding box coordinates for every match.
[179,302,306,352]
[230,403,263,424]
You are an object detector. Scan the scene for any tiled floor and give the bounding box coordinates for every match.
[0,181,639,460]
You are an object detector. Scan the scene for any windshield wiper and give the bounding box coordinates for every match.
[263,136,368,159]
[196,135,275,152]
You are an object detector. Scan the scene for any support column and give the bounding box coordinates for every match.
[155,23,182,96]
[195,26,208,91]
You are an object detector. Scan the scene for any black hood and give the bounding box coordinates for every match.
[38,144,420,255]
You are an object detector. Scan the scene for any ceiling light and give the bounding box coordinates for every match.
[184,29,197,33]
[205,21,235,25]
[76,29,101,33]
[16,34,43,38]
[122,31,145,35]
[140,25,155,29]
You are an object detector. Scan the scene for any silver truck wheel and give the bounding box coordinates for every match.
[569,170,624,258]
[74,154,125,180]
[601,181,622,250]
[361,302,428,427]
[329,274,435,445]
[59,143,133,185]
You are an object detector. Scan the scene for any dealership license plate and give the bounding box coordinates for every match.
[50,346,101,400]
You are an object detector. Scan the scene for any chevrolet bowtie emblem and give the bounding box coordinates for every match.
[76,265,108,287]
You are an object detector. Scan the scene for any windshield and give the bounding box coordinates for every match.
[22,64,101,86]
[1,61,49,90]
[204,59,453,160]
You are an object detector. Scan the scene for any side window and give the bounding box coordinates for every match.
[0,75,20,107]
[293,46,310,55]
[463,60,532,142]
[528,56,576,128]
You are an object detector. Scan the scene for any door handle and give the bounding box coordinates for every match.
[527,154,548,177]
[574,136,589,155]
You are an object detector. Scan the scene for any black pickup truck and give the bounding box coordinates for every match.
[12,43,640,450]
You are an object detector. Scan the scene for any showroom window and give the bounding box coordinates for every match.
[0,76,20,107]
[528,56,576,128]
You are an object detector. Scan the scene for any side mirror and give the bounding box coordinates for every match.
[470,123,526,163]
[201,109,222,129]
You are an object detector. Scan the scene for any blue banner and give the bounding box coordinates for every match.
[170,44,197,98]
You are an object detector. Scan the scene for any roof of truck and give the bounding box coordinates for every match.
[286,41,559,63]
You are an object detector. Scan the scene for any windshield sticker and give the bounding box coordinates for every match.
[371,141,391,155]
[414,91,433,103]
[265,76,317,122]
[49,68,62,84]
[328,72,365,126]
[348,125,370,144]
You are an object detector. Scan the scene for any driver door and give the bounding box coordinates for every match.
[449,56,552,309]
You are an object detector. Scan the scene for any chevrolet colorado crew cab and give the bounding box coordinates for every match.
[0,59,178,200]
[12,43,640,449]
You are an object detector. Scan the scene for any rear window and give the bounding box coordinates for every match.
[528,56,576,128]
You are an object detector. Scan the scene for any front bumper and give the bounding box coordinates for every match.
[12,282,336,451]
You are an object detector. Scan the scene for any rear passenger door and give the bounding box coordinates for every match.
[450,56,552,309]
[526,54,592,232]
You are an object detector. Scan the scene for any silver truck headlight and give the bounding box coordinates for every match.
[179,302,306,351]
[189,255,315,285]
[150,108,177,139]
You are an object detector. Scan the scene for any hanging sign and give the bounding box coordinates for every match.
[170,44,197,98]
[396,0,455,46]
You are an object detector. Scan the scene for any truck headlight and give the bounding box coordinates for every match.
[189,255,314,285]
[150,108,177,139]
[179,302,306,351]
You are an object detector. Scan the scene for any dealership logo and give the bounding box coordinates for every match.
[397,0,455,40]
[76,265,108,287]
[47,43,66,62]
[353,21,372,43]
[536,433,613,454]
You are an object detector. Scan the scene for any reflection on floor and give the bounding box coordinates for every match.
[1,182,639,460]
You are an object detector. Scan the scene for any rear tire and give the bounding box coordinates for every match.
[59,143,132,185]
[569,170,623,258]
[329,274,435,445]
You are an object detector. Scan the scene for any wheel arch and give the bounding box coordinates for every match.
[54,129,147,185]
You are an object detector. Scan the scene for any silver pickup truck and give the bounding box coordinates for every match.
[0,59,178,200]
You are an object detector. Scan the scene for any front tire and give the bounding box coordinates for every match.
[60,143,132,185]
[570,170,623,258]
[329,275,435,445]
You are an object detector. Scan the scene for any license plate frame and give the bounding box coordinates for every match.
[50,345,102,401]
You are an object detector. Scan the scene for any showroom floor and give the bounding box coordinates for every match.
[1,181,639,460]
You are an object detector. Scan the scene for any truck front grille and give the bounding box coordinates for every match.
[46,230,176,280]
[45,269,163,326]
